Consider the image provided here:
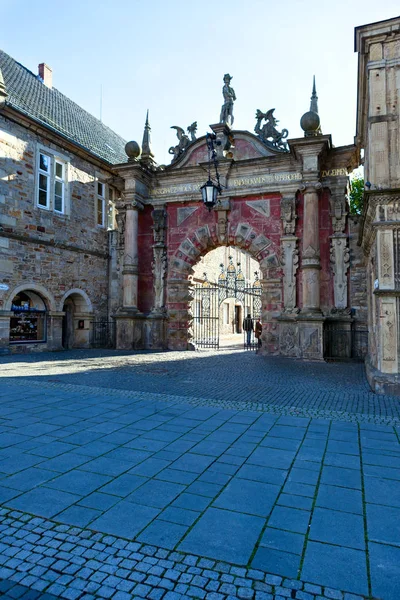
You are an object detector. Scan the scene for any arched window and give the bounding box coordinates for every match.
[10,291,47,343]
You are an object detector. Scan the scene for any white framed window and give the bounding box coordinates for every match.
[36,147,68,214]
[107,187,116,230]
[97,181,105,227]
[95,179,117,229]
[38,153,50,209]
[54,160,65,213]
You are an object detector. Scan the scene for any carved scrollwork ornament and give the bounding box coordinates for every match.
[299,182,323,193]
[281,196,296,235]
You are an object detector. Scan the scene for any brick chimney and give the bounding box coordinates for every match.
[38,63,52,89]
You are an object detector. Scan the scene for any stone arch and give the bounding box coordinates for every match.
[59,289,93,350]
[169,221,280,280]
[58,288,93,313]
[5,282,56,311]
[166,221,282,351]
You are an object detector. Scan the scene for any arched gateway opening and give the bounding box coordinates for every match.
[165,219,281,352]
[190,247,262,350]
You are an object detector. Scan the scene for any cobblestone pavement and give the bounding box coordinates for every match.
[0,349,399,600]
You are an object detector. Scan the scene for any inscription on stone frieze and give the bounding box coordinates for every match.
[321,168,348,177]
[150,172,303,197]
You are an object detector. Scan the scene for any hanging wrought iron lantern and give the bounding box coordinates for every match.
[200,133,222,211]
[200,179,219,211]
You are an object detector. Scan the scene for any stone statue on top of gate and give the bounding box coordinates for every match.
[220,74,236,127]
[254,108,289,151]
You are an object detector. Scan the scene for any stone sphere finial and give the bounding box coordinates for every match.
[125,140,141,161]
[300,110,320,137]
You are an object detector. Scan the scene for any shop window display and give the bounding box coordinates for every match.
[10,291,47,343]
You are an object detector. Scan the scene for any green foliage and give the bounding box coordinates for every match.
[349,176,364,215]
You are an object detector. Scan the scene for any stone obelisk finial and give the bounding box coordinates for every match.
[310,75,319,114]
[300,76,322,137]
[141,110,155,164]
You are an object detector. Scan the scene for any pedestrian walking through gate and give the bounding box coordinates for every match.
[191,258,262,350]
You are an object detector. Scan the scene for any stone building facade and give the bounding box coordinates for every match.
[355,16,400,392]
[0,51,126,353]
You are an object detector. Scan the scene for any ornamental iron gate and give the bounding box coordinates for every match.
[323,323,368,361]
[90,320,116,348]
[192,257,262,350]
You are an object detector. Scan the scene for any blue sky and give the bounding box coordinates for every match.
[1,1,399,164]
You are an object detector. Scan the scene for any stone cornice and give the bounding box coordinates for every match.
[358,188,400,251]
[0,230,109,259]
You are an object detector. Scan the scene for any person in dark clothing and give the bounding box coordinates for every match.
[243,313,254,346]
[255,318,262,348]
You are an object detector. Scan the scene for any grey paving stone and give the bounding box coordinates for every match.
[247,447,295,470]
[369,541,400,600]
[315,484,362,515]
[283,482,316,498]
[6,488,81,519]
[309,507,365,550]
[323,453,360,471]
[213,478,279,517]
[137,520,188,549]
[301,542,368,596]
[179,507,264,564]
[2,468,57,492]
[260,527,305,555]
[277,494,313,511]
[78,492,118,511]
[320,467,362,490]
[251,547,300,579]
[161,507,199,527]
[364,475,400,508]
[90,500,159,537]
[287,467,319,485]
[268,506,310,534]
[55,505,100,528]
[366,503,400,545]
[46,470,112,496]
[127,480,185,509]
[130,458,172,478]
[97,474,146,497]
[172,493,211,512]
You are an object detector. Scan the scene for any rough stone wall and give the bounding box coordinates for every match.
[348,216,368,325]
[0,114,113,351]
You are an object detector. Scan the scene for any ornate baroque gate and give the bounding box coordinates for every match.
[192,258,262,350]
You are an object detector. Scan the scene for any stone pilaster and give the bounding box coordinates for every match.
[280,193,299,313]
[281,237,299,313]
[330,236,350,309]
[151,207,168,314]
[329,185,350,310]
[300,182,322,313]
[122,198,143,311]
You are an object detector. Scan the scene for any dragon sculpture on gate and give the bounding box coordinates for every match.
[168,122,198,162]
[254,109,288,152]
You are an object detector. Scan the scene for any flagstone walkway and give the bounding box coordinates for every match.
[0,349,399,600]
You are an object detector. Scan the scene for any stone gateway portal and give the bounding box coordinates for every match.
[113,80,363,363]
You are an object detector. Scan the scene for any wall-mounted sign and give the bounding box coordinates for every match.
[0,284,9,291]
[374,279,379,290]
